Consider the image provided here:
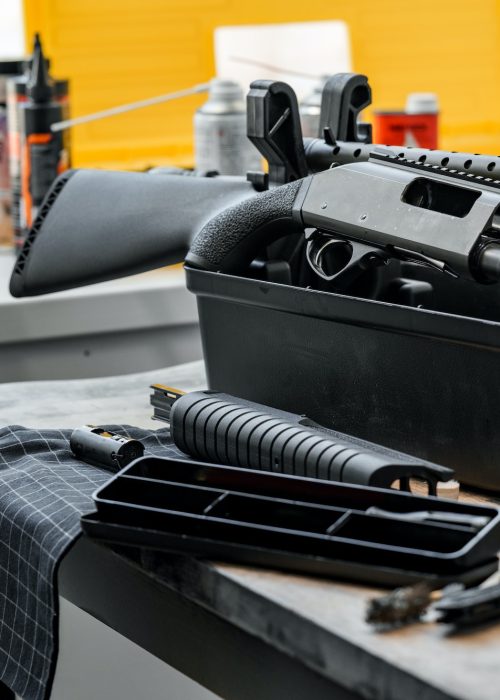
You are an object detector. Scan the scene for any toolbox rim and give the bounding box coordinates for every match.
[184,265,500,350]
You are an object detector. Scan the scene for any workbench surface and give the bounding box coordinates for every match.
[1,361,498,700]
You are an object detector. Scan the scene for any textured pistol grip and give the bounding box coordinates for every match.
[186,178,304,273]
[169,391,454,489]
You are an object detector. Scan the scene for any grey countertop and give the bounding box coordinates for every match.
[1,360,499,700]
[0,359,205,428]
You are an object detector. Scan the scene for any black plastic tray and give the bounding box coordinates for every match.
[82,456,500,587]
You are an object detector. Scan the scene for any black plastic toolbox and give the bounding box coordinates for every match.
[185,265,500,492]
[81,456,500,587]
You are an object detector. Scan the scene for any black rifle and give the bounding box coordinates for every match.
[186,150,500,286]
[10,74,500,297]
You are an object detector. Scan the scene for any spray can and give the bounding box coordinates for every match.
[194,78,261,175]
[0,59,24,246]
[19,38,69,249]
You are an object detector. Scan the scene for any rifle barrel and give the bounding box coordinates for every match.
[304,138,500,181]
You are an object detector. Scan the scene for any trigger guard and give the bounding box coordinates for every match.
[306,233,389,284]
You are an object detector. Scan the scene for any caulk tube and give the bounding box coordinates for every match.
[19,37,65,236]
[7,35,51,248]
[8,65,71,250]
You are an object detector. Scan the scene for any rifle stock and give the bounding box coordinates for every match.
[10,168,255,297]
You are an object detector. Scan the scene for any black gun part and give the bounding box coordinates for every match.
[150,385,185,423]
[435,582,500,626]
[368,578,500,629]
[150,385,454,492]
[10,168,256,297]
[70,425,144,470]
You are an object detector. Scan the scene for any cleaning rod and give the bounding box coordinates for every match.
[51,81,211,132]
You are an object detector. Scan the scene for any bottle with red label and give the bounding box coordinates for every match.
[373,93,439,149]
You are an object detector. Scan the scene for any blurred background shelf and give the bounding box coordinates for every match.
[0,251,201,382]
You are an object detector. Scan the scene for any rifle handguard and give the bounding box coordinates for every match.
[154,388,455,492]
[186,178,305,272]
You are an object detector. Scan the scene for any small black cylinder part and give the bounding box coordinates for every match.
[477,243,500,282]
[70,425,144,470]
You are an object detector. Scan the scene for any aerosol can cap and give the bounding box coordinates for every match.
[198,78,245,114]
[405,92,439,114]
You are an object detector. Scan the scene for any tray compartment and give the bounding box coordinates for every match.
[95,476,224,515]
[332,513,472,553]
[124,458,498,519]
[84,499,487,576]
[206,492,346,534]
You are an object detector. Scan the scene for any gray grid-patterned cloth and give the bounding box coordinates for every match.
[0,424,183,700]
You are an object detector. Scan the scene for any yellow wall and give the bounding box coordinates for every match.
[24,0,500,169]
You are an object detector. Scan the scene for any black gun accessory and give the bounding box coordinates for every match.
[245,74,371,190]
[367,565,500,630]
[70,425,144,470]
[150,385,455,493]
[434,581,500,626]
